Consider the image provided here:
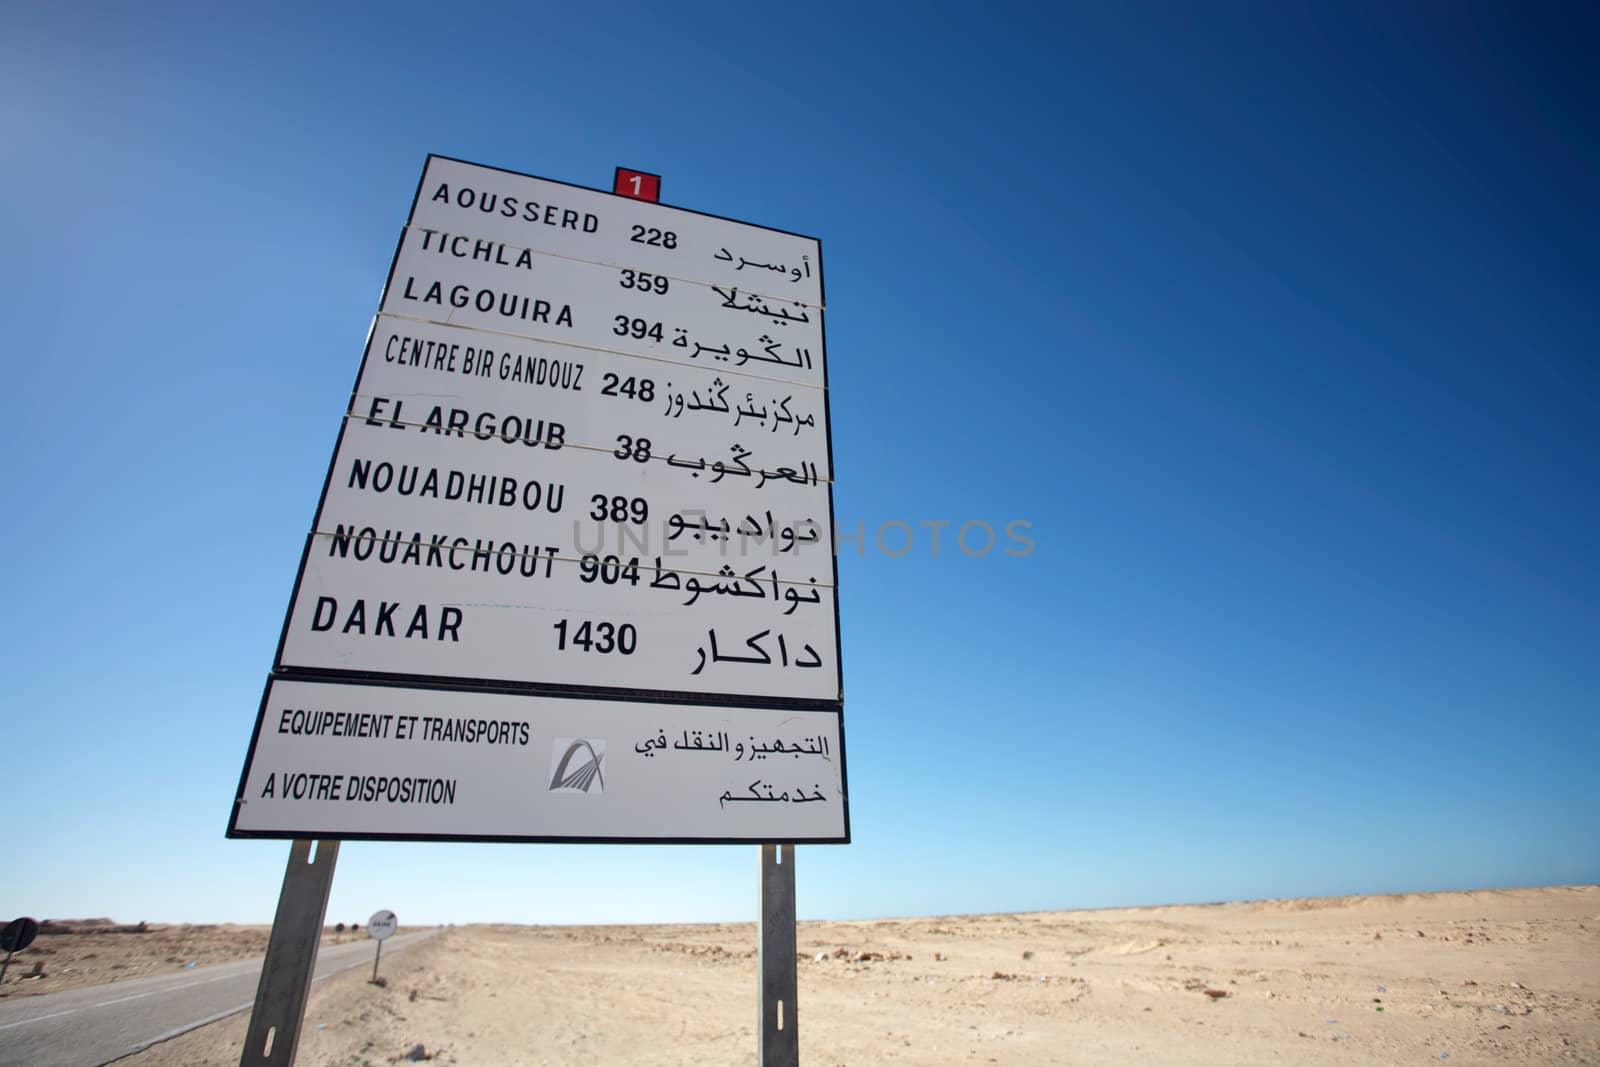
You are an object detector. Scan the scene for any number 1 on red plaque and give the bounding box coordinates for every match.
[613,167,661,203]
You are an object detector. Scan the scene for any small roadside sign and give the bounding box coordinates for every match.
[368,910,397,940]
[1,917,39,984]
[367,909,397,984]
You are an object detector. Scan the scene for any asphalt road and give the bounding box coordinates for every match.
[0,929,437,1067]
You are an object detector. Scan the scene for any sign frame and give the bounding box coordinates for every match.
[231,155,846,846]
[267,154,842,713]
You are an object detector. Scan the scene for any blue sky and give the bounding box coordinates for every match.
[3,2,1594,925]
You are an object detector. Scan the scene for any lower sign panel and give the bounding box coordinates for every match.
[229,677,848,843]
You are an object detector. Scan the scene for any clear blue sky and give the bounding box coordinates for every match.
[3,2,1595,925]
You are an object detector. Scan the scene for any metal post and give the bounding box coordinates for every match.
[759,844,798,1067]
[240,839,340,1067]
[371,939,383,983]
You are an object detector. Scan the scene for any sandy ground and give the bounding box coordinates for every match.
[16,885,1600,1065]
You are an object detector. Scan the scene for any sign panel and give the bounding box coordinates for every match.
[367,910,397,940]
[232,155,845,843]
[1,917,38,954]
[278,549,840,701]
[270,156,839,704]
[383,222,823,388]
[357,315,832,476]
[313,402,832,578]
[412,157,823,308]
[230,678,848,842]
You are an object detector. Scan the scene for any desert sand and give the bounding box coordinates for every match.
[12,885,1599,1065]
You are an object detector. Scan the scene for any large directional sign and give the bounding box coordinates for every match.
[229,156,846,844]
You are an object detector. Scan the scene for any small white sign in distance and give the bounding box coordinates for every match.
[232,679,847,842]
[367,910,397,940]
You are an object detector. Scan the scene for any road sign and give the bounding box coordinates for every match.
[271,155,838,703]
[230,156,846,844]
[1,917,39,985]
[367,910,397,940]
[230,677,846,841]
[366,909,396,984]
[0,918,36,954]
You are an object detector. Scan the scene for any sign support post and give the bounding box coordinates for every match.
[239,839,339,1067]
[759,844,798,1067]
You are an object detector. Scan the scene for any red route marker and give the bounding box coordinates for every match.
[613,166,661,202]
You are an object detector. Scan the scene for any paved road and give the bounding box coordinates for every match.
[0,929,437,1067]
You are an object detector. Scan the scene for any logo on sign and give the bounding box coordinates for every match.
[548,738,606,794]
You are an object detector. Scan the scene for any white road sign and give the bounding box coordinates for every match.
[269,156,839,704]
[367,910,397,940]
[233,155,846,843]
[231,678,847,842]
